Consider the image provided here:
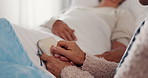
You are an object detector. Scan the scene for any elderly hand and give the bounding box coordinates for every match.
[51,41,86,66]
[40,54,72,78]
[52,20,77,41]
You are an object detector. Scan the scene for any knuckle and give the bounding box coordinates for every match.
[58,40,63,44]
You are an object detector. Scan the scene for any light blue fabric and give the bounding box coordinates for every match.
[0,18,52,78]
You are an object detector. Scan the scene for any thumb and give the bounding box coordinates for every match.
[40,53,50,61]
[51,46,69,57]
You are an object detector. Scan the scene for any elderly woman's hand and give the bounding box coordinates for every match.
[40,54,72,78]
[51,41,86,66]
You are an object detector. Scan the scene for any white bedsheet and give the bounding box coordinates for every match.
[12,25,57,78]
[12,12,111,69]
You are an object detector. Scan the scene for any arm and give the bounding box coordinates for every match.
[82,54,118,78]
[61,54,118,78]
[96,40,126,63]
[49,41,118,78]
[96,9,135,63]
[41,10,77,41]
[61,66,94,78]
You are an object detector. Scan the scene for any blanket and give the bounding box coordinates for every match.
[0,18,52,78]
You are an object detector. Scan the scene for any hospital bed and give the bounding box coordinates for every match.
[0,0,148,78]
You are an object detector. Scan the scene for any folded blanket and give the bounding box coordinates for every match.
[0,18,52,78]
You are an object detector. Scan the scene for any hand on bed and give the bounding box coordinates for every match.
[52,20,77,41]
[40,54,72,78]
[51,41,86,66]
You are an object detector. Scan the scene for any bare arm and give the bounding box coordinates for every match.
[95,40,126,63]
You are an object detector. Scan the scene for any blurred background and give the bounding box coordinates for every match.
[0,0,71,28]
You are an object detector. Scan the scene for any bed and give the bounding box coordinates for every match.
[0,0,148,78]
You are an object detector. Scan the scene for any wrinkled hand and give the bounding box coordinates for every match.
[51,41,86,65]
[40,54,71,78]
[52,20,77,41]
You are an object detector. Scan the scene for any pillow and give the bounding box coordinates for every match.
[119,0,147,19]
[71,0,148,20]
[71,0,99,7]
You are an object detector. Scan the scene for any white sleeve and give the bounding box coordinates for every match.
[111,9,136,46]
[40,8,69,29]
[40,17,59,29]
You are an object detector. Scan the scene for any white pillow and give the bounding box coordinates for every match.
[119,0,147,19]
[71,0,148,20]
[119,0,148,28]
[71,0,99,7]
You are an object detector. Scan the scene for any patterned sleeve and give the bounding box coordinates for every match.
[61,54,118,78]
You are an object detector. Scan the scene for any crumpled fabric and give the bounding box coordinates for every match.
[0,18,52,78]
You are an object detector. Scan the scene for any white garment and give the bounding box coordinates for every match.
[42,6,135,55]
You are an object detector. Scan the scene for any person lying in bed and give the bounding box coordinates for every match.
[43,0,135,63]
[40,0,148,78]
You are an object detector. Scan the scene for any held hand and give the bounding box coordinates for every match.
[51,41,86,65]
[40,54,71,78]
[52,20,77,41]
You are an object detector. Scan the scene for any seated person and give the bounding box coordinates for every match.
[42,0,136,62]
[40,0,148,78]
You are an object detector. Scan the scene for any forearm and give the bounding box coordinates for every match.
[99,47,126,63]
[61,54,117,78]
[61,66,94,78]
[82,54,118,78]
[96,40,126,63]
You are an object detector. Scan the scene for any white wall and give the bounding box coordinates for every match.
[0,0,70,28]
[0,0,20,25]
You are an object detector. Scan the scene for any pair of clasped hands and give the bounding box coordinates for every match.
[40,41,86,78]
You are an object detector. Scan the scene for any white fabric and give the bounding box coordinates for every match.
[43,6,112,55]
[42,6,135,54]
[71,0,148,21]
[12,24,59,78]
[71,0,99,7]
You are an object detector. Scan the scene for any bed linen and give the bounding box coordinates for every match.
[42,6,112,55]
[0,18,55,78]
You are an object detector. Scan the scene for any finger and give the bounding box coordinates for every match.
[51,45,60,58]
[70,31,77,41]
[54,54,61,58]
[51,46,69,58]
[65,28,77,41]
[60,56,70,62]
[58,32,69,41]
[51,45,67,55]
[70,61,75,65]
[63,30,73,41]
[57,40,68,47]
[40,53,51,61]
[65,25,74,32]
[46,61,53,70]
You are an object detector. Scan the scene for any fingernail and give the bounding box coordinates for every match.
[54,54,60,58]
[52,47,57,51]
